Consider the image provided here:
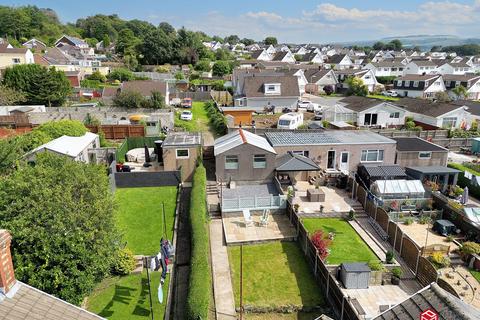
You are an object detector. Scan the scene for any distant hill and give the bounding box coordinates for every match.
[336,35,480,51]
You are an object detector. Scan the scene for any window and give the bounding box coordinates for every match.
[413,81,419,87]
[225,155,239,170]
[361,150,384,162]
[292,151,309,157]
[418,152,432,159]
[390,112,400,118]
[364,113,378,126]
[267,85,275,91]
[399,67,404,71]
[442,117,457,128]
[12,58,20,64]
[253,154,267,169]
[176,149,189,159]
[397,80,402,86]
[405,81,411,87]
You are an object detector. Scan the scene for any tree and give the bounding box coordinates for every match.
[434,91,451,102]
[194,59,211,72]
[85,37,98,48]
[102,34,111,47]
[113,90,146,108]
[215,48,232,61]
[310,230,332,261]
[86,70,106,83]
[158,22,175,35]
[140,28,174,65]
[2,64,71,107]
[115,28,140,56]
[149,91,166,109]
[0,153,120,304]
[345,77,368,96]
[0,85,26,105]
[33,119,87,139]
[264,36,278,46]
[430,45,442,52]
[224,34,239,44]
[373,41,385,50]
[387,39,402,51]
[240,38,255,46]
[175,72,185,80]
[323,85,334,95]
[108,68,134,82]
[212,61,232,76]
[452,85,468,100]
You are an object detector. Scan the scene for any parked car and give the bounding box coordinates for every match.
[180,110,193,121]
[382,90,398,97]
[297,100,319,112]
[181,98,192,108]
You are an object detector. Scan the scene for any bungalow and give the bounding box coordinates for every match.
[0,230,105,320]
[336,96,407,128]
[452,100,480,122]
[438,61,473,75]
[246,43,261,52]
[393,74,446,99]
[55,35,89,49]
[293,46,308,55]
[250,49,272,61]
[263,44,276,56]
[214,128,277,183]
[304,69,338,94]
[396,97,471,129]
[0,47,34,70]
[364,60,405,77]
[234,75,300,110]
[337,69,379,92]
[403,59,438,75]
[300,50,324,64]
[26,132,100,163]
[276,44,291,53]
[271,51,296,63]
[393,137,448,167]
[327,54,354,70]
[444,74,480,100]
[22,38,47,51]
[284,69,307,94]
[264,131,396,173]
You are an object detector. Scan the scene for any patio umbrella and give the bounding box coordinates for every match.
[144,144,151,163]
[462,186,469,204]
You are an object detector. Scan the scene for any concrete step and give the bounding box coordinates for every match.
[132,255,144,274]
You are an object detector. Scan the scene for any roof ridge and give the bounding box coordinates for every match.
[238,128,247,143]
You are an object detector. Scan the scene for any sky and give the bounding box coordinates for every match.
[2,0,480,43]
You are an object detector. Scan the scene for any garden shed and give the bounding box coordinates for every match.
[339,263,371,289]
[371,179,425,200]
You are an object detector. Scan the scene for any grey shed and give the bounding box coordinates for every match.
[339,263,371,289]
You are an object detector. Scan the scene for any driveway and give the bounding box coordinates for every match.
[302,93,344,107]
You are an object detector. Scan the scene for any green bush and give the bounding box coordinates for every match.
[448,163,480,199]
[386,251,395,264]
[34,120,88,140]
[418,215,432,225]
[112,248,136,275]
[186,163,211,319]
[461,241,480,255]
[404,217,414,225]
[391,267,403,278]
[368,260,385,271]
[430,252,451,268]
[204,100,227,135]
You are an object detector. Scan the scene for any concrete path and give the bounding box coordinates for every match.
[210,219,237,320]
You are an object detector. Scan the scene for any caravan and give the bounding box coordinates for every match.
[277,112,304,129]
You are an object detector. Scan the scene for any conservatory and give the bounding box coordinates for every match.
[371,179,426,200]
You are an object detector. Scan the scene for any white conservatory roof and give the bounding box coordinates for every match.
[372,179,425,195]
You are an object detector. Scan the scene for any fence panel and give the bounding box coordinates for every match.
[400,236,420,273]
[375,208,389,232]
[417,256,438,287]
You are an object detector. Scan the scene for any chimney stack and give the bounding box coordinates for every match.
[0,230,16,294]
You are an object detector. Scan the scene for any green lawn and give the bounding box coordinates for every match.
[228,242,324,309]
[367,94,400,101]
[115,186,177,255]
[302,218,378,265]
[87,271,169,320]
[174,101,210,132]
[469,269,480,284]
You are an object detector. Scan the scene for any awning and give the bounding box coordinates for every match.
[276,152,320,172]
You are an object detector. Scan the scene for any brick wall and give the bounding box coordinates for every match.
[0,230,16,294]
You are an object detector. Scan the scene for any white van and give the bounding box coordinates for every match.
[277,112,304,129]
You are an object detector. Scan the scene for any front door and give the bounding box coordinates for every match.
[340,152,349,171]
[327,150,336,170]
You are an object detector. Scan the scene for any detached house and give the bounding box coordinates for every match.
[304,69,338,94]
[438,61,473,75]
[443,74,480,100]
[337,69,378,92]
[234,75,300,109]
[327,54,354,70]
[271,51,296,63]
[22,38,47,51]
[394,74,446,99]
[300,50,324,64]
[250,49,272,61]
[403,60,438,75]
[364,60,405,77]
[0,47,34,71]
[55,35,89,49]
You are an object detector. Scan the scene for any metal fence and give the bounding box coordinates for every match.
[221,195,287,212]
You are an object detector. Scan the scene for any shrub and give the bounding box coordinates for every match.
[418,215,432,225]
[430,252,451,268]
[391,267,403,278]
[311,229,332,261]
[112,248,136,275]
[368,260,385,271]
[404,217,414,225]
[186,163,211,320]
[348,209,355,221]
[446,235,455,242]
[386,251,395,264]
[323,85,334,95]
[34,120,87,140]
[87,71,107,83]
[108,68,134,82]
[204,100,227,135]
[461,242,480,255]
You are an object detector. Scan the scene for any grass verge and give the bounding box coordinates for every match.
[302,218,378,265]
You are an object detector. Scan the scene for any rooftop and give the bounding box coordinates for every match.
[163,132,201,147]
[30,132,98,158]
[275,152,320,172]
[393,137,447,152]
[214,129,276,156]
[405,166,461,174]
[396,97,464,118]
[265,131,395,147]
[359,165,406,178]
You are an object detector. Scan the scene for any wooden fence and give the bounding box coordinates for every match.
[287,202,360,320]
[87,125,145,139]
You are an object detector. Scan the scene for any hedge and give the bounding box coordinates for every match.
[448,163,480,199]
[186,163,211,319]
[204,100,227,135]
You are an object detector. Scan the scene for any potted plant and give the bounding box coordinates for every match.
[320,204,324,213]
[348,209,355,221]
[386,250,395,264]
[293,203,300,213]
[391,267,403,285]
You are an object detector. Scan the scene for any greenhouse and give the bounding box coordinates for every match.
[371,179,426,200]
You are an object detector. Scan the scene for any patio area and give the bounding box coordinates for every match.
[398,222,459,250]
[221,183,287,213]
[292,182,358,213]
[222,213,296,245]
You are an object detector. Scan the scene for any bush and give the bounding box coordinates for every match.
[112,248,136,275]
[34,120,87,139]
[348,209,355,221]
[323,85,334,95]
[204,100,227,135]
[461,241,480,255]
[448,163,480,200]
[418,215,432,225]
[311,229,332,261]
[404,217,414,225]
[430,252,451,268]
[391,267,403,278]
[87,71,107,83]
[108,68,135,82]
[386,251,395,264]
[186,163,211,320]
[368,260,385,271]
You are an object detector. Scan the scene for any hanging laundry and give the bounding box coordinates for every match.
[158,282,163,304]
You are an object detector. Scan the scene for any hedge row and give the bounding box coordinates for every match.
[186,163,211,319]
[204,100,227,135]
[448,163,480,199]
